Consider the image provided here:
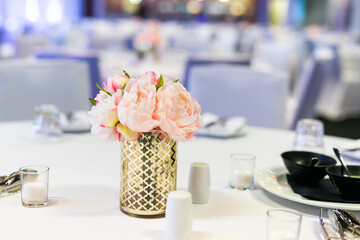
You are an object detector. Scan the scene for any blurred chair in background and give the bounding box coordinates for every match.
[306,40,340,80]
[14,34,50,58]
[34,49,101,98]
[0,59,91,121]
[288,47,339,129]
[251,39,295,80]
[188,64,288,129]
[315,44,360,121]
[183,57,250,89]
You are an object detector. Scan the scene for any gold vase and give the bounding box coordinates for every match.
[120,131,177,218]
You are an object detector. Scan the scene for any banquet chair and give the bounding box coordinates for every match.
[14,34,50,58]
[287,47,339,129]
[188,64,288,129]
[183,57,250,89]
[306,40,340,80]
[0,59,91,121]
[251,40,295,77]
[34,49,101,98]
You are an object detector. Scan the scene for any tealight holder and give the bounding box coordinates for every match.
[229,153,255,190]
[19,165,49,208]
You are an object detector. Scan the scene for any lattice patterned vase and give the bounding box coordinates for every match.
[120,131,177,218]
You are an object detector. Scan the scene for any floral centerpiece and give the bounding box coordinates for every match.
[88,71,203,218]
[133,20,163,61]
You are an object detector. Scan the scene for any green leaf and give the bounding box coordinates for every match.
[122,83,127,89]
[96,83,111,96]
[123,70,130,78]
[156,75,164,90]
[89,98,97,106]
[174,79,179,83]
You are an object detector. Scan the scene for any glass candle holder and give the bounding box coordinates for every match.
[229,153,255,190]
[266,209,302,240]
[19,165,49,208]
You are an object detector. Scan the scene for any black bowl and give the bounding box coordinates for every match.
[281,151,337,186]
[326,165,360,199]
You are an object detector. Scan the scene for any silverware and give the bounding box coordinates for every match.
[328,209,346,239]
[343,147,360,152]
[333,147,351,177]
[332,209,360,236]
[0,171,21,194]
[320,208,347,240]
[311,157,319,167]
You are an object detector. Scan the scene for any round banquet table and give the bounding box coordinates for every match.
[0,121,358,240]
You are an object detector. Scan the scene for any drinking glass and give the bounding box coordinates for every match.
[229,153,255,190]
[19,165,49,208]
[266,209,302,240]
[293,119,324,153]
[32,104,63,140]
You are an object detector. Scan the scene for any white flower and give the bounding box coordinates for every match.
[88,90,123,141]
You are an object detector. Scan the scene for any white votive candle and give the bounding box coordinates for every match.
[230,169,253,189]
[267,229,298,240]
[22,182,48,202]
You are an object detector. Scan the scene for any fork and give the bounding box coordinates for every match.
[320,208,347,240]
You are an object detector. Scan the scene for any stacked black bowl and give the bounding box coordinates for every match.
[281,151,337,186]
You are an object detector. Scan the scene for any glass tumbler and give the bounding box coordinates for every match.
[293,119,324,153]
[32,104,63,140]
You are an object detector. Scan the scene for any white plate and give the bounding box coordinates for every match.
[62,123,91,133]
[257,167,360,211]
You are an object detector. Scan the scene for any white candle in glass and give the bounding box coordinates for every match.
[267,229,298,240]
[22,182,48,202]
[230,169,253,188]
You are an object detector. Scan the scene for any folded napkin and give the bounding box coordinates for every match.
[60,111,91,133]
[197,112,247,138]
[287,175,360,203]
[337,139,360,161]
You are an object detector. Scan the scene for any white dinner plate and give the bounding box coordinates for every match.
[257,167,360,211]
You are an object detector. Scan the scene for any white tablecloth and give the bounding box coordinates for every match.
[0,121,358,240]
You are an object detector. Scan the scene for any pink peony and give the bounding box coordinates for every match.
[154,82,203,141]
[103,75,129,94]
[91,124,120,141]
[118,77,159,132]
[88,90,123,141]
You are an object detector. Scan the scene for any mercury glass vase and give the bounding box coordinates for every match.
[120,131,177,218]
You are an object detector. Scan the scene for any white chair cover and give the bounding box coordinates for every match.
[14,34,50,58]
[288,47,338,128]
[251,39,295,77]
[188,64,288,129]
[0,59,91,121]
[315,44,360,120]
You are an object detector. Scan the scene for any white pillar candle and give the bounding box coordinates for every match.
[22,182,48,202]
[230,169,253,188]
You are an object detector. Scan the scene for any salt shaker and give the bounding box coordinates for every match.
[165,191,192,240]
[188,162,210,204]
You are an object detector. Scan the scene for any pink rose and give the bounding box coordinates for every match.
[154,82,203,141]
[104,75,129,94]
[118,77,159,132]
